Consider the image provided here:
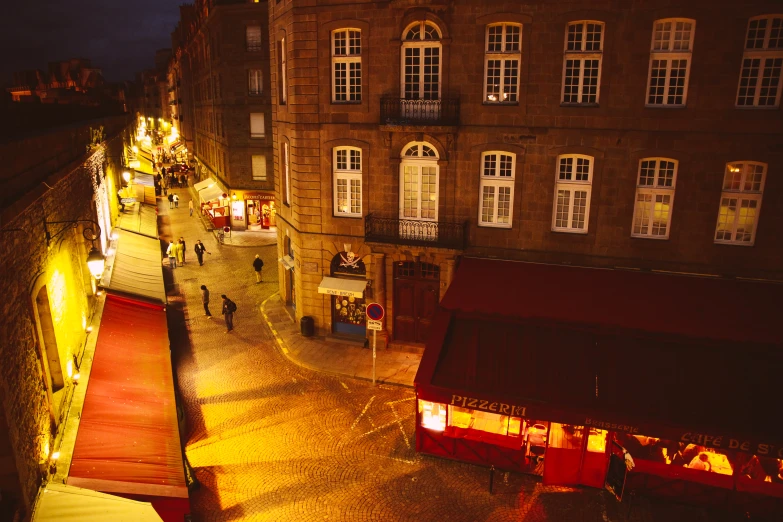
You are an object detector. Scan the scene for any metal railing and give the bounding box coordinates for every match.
[380,97,460,126]
[365,213,467,250]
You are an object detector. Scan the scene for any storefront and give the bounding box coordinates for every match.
[194,179,230,229]
[415,258,783,515]
[243,192,276,231]
[317,251,368,336]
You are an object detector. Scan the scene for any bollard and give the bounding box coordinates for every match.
[489,465,495,494]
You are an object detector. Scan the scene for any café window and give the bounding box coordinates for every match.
[418,400,446,431]
[615,432,736,476]
[446,405,522,449]
[549,423,584,450]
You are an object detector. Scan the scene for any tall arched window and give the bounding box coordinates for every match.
[401,21,442,101]
[400,142,439,223]
[552,154,593,233]
[646,18,695,106]
[478,151,516,227]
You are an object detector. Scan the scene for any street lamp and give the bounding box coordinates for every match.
[122,171,131,183]
[86,246,106,279]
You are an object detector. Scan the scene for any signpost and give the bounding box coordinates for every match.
[366,303,384,385]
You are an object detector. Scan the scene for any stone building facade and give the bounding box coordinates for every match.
[173,0,275,230]
[0,116,129,518]
[268,0,782,342]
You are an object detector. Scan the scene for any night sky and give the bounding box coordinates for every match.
[0,0,182,86]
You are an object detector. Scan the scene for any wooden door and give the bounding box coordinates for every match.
[393,262,440,343]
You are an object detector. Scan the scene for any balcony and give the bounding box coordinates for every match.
[380,97,459,126]
[365,214,467,250]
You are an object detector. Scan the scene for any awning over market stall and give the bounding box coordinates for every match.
[317,276,366,298]
[102,230,166,304]
[117,204,158,238]
[198,184,223,204]
[416,258,783,453]
[33,484,163,522]
[193,178,212,192]
[68,294,188,521]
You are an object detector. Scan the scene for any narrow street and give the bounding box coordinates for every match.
[157,187,747,522]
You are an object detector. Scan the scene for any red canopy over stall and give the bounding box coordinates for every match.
[68,294,189,521]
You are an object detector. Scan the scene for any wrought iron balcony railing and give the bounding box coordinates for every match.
[365,213,467,250]
[380,97,460,126]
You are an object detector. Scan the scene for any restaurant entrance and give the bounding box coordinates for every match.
[542,424,608,488]
[393,261,439,343]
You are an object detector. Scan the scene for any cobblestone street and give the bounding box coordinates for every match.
[158,188,751,522]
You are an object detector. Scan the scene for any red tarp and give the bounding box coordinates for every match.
[439,257,782,345]
[68,294,188,520]
[415,258,783,455]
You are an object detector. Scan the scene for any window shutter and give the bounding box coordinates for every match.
[246,26,262,51]
[250,113,265,137]
[252,155,267,181]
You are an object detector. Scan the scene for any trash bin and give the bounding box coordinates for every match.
[300,316,314,337]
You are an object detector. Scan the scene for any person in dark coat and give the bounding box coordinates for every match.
[253,254,264,283]
[194,240,209,265]
[201,285,211,316]
[167,193,174,208]
[221,295,236,332]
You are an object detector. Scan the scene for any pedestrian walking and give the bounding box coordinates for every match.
[179,174,186,187]
[221,294,236,333]
[167,193,174,208]
[161,166,167,179]
[188,199,194,217]
[173,194,180,208]
[166,240,176,269]
[194,240,209,265]
[253,254,264,284]
[175,239,185,266]
[201,285,212,316]
[179,237,187,264]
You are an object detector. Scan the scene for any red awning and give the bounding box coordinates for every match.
[69,294,188,520]
[440,258,782,345]
[415,258,783,453]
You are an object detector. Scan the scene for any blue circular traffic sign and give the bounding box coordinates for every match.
[366,303,384,321]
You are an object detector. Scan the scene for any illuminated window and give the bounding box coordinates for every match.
[646,19,695,106]
[715,162,765,245]
[279,37,287,105]
[246,26,262,52]
[631,158,677,239]
[549,423,584,449]
[736,15,783,108]
[484,23,521,103]
[552,154,593,233]
[332,29,362,102]
[448,405,522,437]
[418,400,446,431]
[478,151,515,228]
[562,21,603,105]
[283,142,290,206]
[333,147,362,217]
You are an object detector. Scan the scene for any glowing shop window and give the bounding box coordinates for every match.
[549,423,584,449]
[586,428,608,453]
[448,405,521,437]
[418,400,446,431]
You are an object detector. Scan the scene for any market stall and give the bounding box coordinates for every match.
[414,258,783,514]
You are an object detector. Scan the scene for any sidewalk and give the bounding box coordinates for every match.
[260,295,422,387]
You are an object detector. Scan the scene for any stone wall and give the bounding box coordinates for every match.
[0,120,129,516]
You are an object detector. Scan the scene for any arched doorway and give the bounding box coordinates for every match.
[330,252,367,336]
[393,261,440,343]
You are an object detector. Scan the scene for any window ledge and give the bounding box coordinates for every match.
[333,213,363,219]
[478,223,513,229]
[630,234,669,240]
[644,104,687,109]
[550,228,589,235]
[482,101,519,106]
[734,105,780,110]
[331,101,362,105]
[714,240,755,247]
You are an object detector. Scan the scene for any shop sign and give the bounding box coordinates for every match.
[302,261,319,274]
[679,432,783,458]
[450,394,526,417]
[585,418,640,434]
[120,197,137,204]
[244,192,275,200]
